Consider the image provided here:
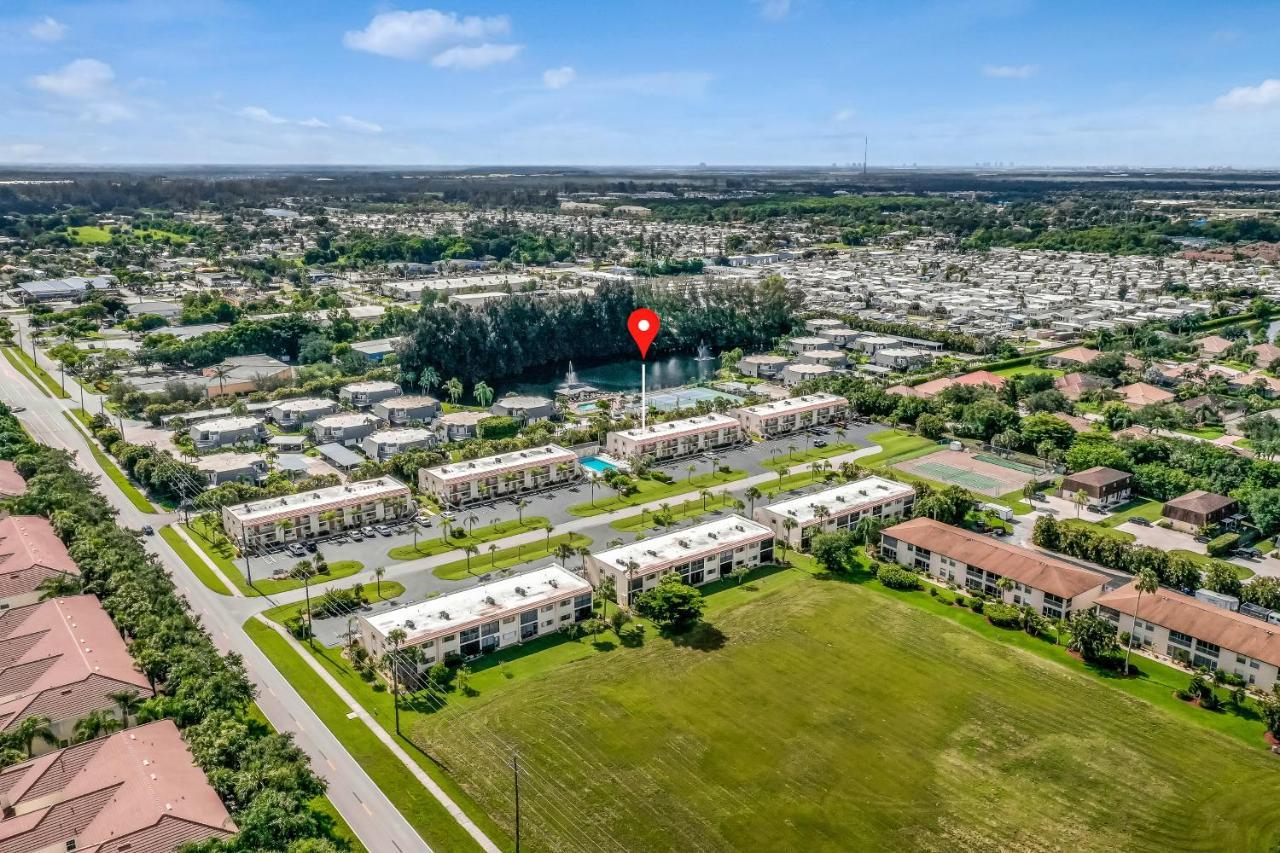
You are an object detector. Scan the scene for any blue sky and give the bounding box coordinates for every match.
[3,0,1280,167]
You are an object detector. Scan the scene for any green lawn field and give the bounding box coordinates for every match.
[405,571,1280,852]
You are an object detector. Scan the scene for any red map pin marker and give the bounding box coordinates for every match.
[627,308,660,359]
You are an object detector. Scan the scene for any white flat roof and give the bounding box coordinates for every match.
[593,514,772,575]
[610,412,738,443]
[272,397,336,411]
[761,476,914,525]
[194,416,262,432]
[313,413,379,428]
[227,476,409,523]
[737,393,846,418]
[364,564,590,645]
[366,428,435,444]
[378,394,440,408]
[426,444,577,484]
[342,381,400,393]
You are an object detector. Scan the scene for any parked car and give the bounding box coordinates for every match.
[304,541,318,553]
[361,526,376,537]
[140,524,155,536]
[11,406,25,413]
[813,439,828,448]
[286,544,306,558]
[376,525,393,537]
[1032,492,1046,502]
[1130,517,1152,527]
[1194,535,1211,544]
[1236,548,1263,560]
[349,532,364,542]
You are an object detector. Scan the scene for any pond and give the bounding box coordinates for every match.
[499,353,718,399]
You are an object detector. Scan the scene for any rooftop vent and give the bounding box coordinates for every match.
[548,578,559,588]
[484,596,496,605]
[437,610,450,620]
[404,619,416,629]
[515,586,527,596]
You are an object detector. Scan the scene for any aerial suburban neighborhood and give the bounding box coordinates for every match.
[3,2,1280,852]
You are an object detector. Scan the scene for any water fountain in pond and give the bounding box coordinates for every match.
[554,361,599,399]
[695,340,714,361]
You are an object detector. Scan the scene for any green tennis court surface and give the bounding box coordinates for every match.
[912,461,1003,492]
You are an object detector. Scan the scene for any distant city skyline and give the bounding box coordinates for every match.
[3,0,1280,167]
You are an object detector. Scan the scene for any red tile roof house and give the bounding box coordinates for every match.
[0,596,153,754]
[879,517,1108,621]
[0,516,81,611]
[888,370,1007,400]
[1197,334,1235,358]
[0,461,27,498]
[0,719,236,853]
[1248,342,1280,371]
[1116,381,1175,409]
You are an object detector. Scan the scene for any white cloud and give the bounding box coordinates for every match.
[754,0,791,20]
[29,16,68,42]
[298,117,329,128]
[432,42,522,69]
[240,105,288,124]
[543,66,576,89]
[29,59,134,122]
[982,64,1038,79]
[338,115,383,134]
[344,9,518,68]
[1215,79,1280,110]
[833,108,855,122]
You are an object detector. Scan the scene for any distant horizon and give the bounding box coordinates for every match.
[3,163,1280,174]
[4,1,1280,167]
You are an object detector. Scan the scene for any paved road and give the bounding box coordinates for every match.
[0,344,432,853]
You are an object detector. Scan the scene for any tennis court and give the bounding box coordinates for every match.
[641,386,743,413]
[893,449,1032,497]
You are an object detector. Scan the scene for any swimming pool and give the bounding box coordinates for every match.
[581,456,617,474]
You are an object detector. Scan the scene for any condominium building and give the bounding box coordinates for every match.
[339,380,402,408]
[0,515,80,610]
[586,515,774,607]
[605,413,742,463]
[734,393,848,438]
[359,564,592,664]
[221,476,415,551]
[879,517,1108,621]
[756,476,915,549]
[361,427,436,461]
[374,394,441,425]
[419,444,580,507]
[309,412,380,446]
[194,452,269,487]
[0,720,236,853]
[0,596,154,752]
[1097,582,1280,690]
[267,396,339,428]
[188,415,268,450]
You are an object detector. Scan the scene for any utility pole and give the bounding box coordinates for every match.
[511,752,522,853]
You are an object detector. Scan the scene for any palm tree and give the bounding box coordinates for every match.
[374,566,386,599]
[700,489,713,511]
[1124,569,1159,676]
[420,365,440,394]
[543,521,554,548]
[515,499,529,525]
[465,512,479,535]
[779,518,797,560]
[687,463,697,482]
[472,381,495,408]
[1073,489,1089,518]
[74,709,120,743]
[440,517,452,545]
[777,465,790,489]
[107,689,143,729]
[36,572,82,600]
[996,576,1014,601]
[554,541,575,565]
[744,485,762,516]
[463,544,479,575]
[787,443,798,461]
[209,363,234,398]
[13,716,55,757]
[385,627,407,735]
[488,543,499,568]
[444,377,464,405]
[291,559,317,645]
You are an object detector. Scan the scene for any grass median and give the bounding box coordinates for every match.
[609,492,741,532]
[161,525,233,595]
[759,441,859,470]
[4,347,69,399]
[262,580,406,626]
[432,532,592,580]
[387,516,548,561]
[568,469,747,517]
[183,516,366,595]
[242,618,504,853]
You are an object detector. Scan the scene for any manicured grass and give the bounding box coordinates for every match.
[609,493,740,532]
[242,619,500,853]
[759,441,858,470]
[62,413,157,512]
[387,517,548,561]
[67,225,114,243]
[1178,426,1226,440]
[758,468,833,497]
[160,525,233,595]
[307,795,368,853]
[400,561,1280,852]
[1098,497,1166,528]
[857,428,940,468]
[991,364,1064,378]
[1061,517,1136,541]
[6,347,70,398]
[262,581,406,626]
[253,560,366,596]
[432,533,592,580]
[567,469,747,516]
